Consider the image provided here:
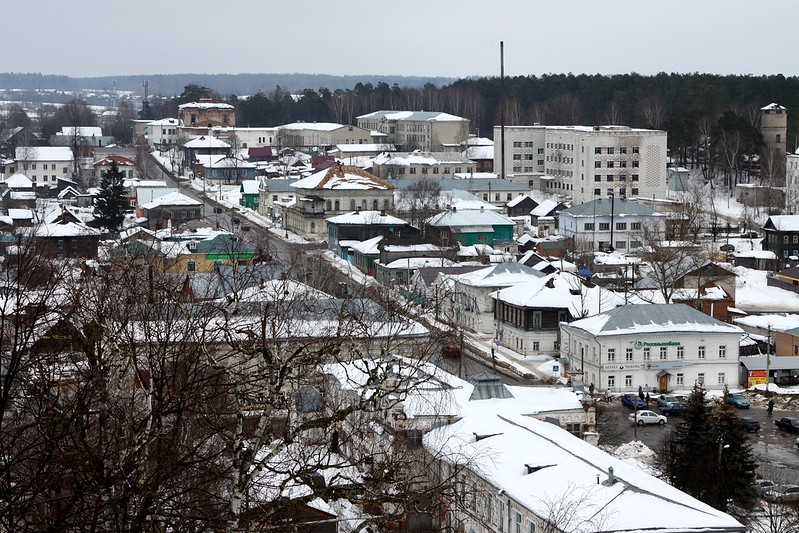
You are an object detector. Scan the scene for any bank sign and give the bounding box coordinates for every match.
[634,340,681,350]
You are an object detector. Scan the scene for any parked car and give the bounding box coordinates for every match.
[775,417,799,434]
[629,410,667,426]
[726,392,751,409]
[621,394,646,410]
[739,417,760,433]
[763,484,799,503]
[660,402,689,416]
[441,345,461,358]
[795,437,799,449]
[656,394,679,408]
[754,479,776,495]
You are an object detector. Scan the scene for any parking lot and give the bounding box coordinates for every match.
[600,397,799,480]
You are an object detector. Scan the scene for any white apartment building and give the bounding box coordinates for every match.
[277,122,371,151]
[787,148,799,214]
[494,125,668,204]
[357,110,470,152]
[211,126,280,148]
[13,146,74,183]
[560,304,744,393]
[146,118,181,148]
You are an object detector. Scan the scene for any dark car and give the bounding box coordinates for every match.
[621,394,646,410]
[775,417,799,434]
[441,345,461,358]
[660,402,689,416]
[739,416,760,433]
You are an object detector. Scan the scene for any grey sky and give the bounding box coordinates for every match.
[6,0,798,79]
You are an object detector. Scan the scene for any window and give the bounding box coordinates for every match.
[718,372,726,384]
[607,348,616,362]
[632,174,639,181]
[676,373,684,385]
[584,223,595,231]
[619,160,627,168]
[421,167,428,174]
[631,188,639,195]
[619,174,627,181]
[632,146,640,154]
[697,373,705,386]
[625,348,633,361]
[607,175,614,182]
[660,346,667,360]
[607,147,614,155]
[625,375,633,387]
[633,160,640,168]
[513,141,522,148]
[486,494,493,523]
[531,311,542,328]
[607,161,614,168]
[616,241,626,249]
[616,222,627,230]
[187,261,196,272]
[433,167,439,174]
[532,341,539,351]
[620,146,627,154]
[409,167,416,174]
[794,235,798,244]
[607,188,614,196]
[513,154,522,160]
[594,174,601,182]
[643,347,651,361]
[608,375,615,388]
[498,500,505,531]
[599,223,610,231]
[677,346,684,359]
[594,188,601,196]
[698,345,705,359]
[719,345,726,359]
[631,222,641,230]
[31,164,36,170]
[516,511,522,533]
[595,147,601,154]
[594,161,601,168]
[528,519,537,533]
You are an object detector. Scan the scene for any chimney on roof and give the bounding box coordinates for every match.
[545,277,555,289]
[380,209,386,216]
[480,205,484,212]
[601,466,617,486]
[452,206,457,213]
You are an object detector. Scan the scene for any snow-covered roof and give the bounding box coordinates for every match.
[31,222,101,238]
[374,151,471,166]
[8,208,34,220]
[733,314,799,332]
[733,250,776,259]
[94,155,135,167]
[491,272,624,318]
[140,191,203,209]
[15,146,73,162]
[147,117,181,126]
[426,411,744,533]
[178,101,234,110]
[58,126,103,137]
[530,199,560,217]
[333,143,395,153]
[292,162,394,191]
[446,261,545,288]
[5,173,32,188]
[761,103,786,111]
[326,210,407,226]
[506,194,533,208]
[765,215,799,232]
[240,180,259,194]
[349,235,383,255]
[184,135,230,149]
[565,303,743,337]
[382,257,457,269]
[357,110,468,122]
[279,122,349,132]
[427,208,514,228]
[463,145,494,160]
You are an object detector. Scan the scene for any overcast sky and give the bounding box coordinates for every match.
[6,0,798,79]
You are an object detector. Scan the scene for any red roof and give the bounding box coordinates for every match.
[93,155,135,166]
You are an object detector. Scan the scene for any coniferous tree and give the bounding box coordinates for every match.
[660,386,757,513]
[94,161,127,234]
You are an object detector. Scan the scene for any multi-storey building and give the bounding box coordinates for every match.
[494,125,668,204]
[372,151,474,180]
[558,197,664,252]
[277,122,371,152]
[762,215,799,260]
[786,148,799,214]
[13,146,74,183]
[560,304,744,393]
[357,111,470,152]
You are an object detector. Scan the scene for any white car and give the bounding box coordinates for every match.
[629,410,667,426]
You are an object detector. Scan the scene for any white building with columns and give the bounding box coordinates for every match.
[559,304,743,393]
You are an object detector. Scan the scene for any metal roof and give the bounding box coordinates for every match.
[560,198,658,217]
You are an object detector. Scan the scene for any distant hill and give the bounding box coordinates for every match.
[0,72,457,97]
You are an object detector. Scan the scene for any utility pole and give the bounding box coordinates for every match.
[499,41,505,181]
[766,324,772,394]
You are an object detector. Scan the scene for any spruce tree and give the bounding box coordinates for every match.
[660,386,757,512]
[95,161,128,234]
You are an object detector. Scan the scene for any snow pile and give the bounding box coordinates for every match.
[612,440,660,476]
